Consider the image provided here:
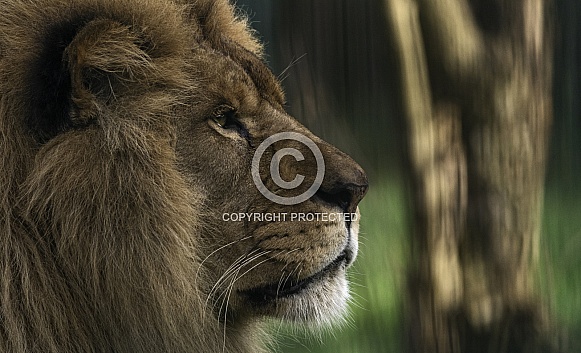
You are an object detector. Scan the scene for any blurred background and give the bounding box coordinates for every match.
[237,1,580,352]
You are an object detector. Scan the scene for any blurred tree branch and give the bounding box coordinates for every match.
[417,0,488,83]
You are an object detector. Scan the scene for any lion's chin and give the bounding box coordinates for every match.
[240,252,351,325]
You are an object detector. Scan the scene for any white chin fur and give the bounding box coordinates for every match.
[274,268,350,327]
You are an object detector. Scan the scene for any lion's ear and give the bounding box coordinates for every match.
[65,19,181,131]
[65,19,156,109]
[29,16,187,143]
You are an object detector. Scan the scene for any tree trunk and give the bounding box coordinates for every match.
[384,0,558,352]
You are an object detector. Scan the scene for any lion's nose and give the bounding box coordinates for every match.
[315,150,368,214]
[316,181,368,214]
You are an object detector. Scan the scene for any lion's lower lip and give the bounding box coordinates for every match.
[241,251,348,303]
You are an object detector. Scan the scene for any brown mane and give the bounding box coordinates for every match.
[0,1,268,352]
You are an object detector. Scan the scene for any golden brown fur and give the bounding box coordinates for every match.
[0,0,368,352]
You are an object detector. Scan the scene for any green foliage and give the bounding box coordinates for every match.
[541,187,581,348]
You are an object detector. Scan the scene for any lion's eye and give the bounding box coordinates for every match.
[211,105,249,138]
[213,115,228,127]
[212,106,237,128]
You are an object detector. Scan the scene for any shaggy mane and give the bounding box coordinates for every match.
[0,1,268,352]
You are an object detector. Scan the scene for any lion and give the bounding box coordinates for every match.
[0,0,368,352]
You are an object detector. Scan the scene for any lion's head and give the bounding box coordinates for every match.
[0,0,368,352]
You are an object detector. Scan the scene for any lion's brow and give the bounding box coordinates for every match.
[216,36,286,107]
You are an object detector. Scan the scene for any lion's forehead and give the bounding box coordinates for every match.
[187,52,262,112]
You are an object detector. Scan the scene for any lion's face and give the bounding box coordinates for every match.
[1,1,367,349]
[174,45,367,323]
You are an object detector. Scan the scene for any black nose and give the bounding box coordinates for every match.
[315,165,368,214]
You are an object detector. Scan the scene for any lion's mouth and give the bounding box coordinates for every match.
[241,250,350,303]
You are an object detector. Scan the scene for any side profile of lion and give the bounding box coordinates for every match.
[0,0,368,352]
